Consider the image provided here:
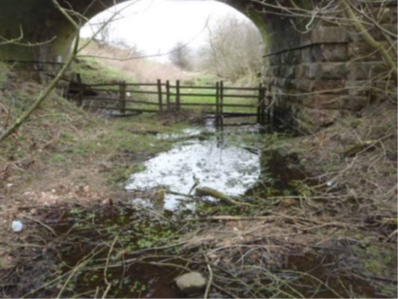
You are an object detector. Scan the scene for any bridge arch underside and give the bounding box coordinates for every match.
[0,0,396,130]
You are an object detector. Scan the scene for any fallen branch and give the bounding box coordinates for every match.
[385,229,398,242]
[23,215,57,237]
[102,236,118,299]
[195,187,252,206]
[203,253,213,299]
[188,215,276,222]
[344,140,378,157]
[166,190,197,199]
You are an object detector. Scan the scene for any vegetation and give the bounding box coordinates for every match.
[79,40,193,84]
[0,59,192,195]
[0,0,396,298]
[195,15,263,83]
[169,41,192,71]
[70,56,131,84]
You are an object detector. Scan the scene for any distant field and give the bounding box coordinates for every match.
[121,79,259,114]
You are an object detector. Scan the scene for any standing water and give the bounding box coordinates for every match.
[126,124,261,209]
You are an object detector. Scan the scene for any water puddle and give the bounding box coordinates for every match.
[126,125,261,210]
[155,128,204,140]
[12,122,390,299]
[47,206,187,298]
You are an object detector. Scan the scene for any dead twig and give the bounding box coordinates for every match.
[102,236,118,299]
[203,252,213,299]
[385,229,398,242]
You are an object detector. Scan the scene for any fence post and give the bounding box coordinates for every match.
[157,79,163,112]
[268,84,273,130]
[119,80,126,114]
[176,80,181,111]
[76,74,83,107]
[215,82,220,127]
[219,81,224,127]
[261,86,267,124]
[257,83,263,124]
[166,80,171,112]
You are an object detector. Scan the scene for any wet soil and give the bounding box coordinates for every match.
[1,121,396,299]
[12,206,189,298]
[281,253,384,298]
[11,204,391,298]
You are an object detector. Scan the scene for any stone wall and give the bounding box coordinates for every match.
[258,0,397,131]
[0,0,396,130]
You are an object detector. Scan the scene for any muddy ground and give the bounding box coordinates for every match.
[0,73,397,298]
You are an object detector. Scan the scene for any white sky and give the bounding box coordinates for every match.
[81,0,251,61]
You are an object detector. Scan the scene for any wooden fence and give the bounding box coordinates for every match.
[70,79,273,125]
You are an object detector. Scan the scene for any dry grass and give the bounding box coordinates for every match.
[0,57,396,298]
[79,41,194,83]
[300,102,397,204]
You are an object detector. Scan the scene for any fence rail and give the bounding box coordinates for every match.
[69,78,273,125]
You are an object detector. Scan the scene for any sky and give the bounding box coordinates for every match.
[81,0,252,61]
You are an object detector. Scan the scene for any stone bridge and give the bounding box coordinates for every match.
[0,0,396,130]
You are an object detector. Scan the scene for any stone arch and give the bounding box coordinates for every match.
[1,0,395,129]
[0,0,273,62]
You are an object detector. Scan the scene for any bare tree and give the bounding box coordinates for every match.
[198,15,263,82]
[169,41,191,71]
[92,18,115,48]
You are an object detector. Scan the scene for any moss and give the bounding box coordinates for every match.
[352,244,396,277]
[51,154,67,164]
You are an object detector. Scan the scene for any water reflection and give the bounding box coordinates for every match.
[126,127,261,210]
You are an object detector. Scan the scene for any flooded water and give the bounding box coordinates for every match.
[126,125,261,209]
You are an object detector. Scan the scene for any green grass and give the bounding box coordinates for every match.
[0,57,193,189]
[70,57,131,86]
[69,115,190,187]
[119,77,259,115]
[74,117,177,155]
[69,56,258,115]
[179,87,258,114]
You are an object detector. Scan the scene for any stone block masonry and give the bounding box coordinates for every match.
[0,0,396,130]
